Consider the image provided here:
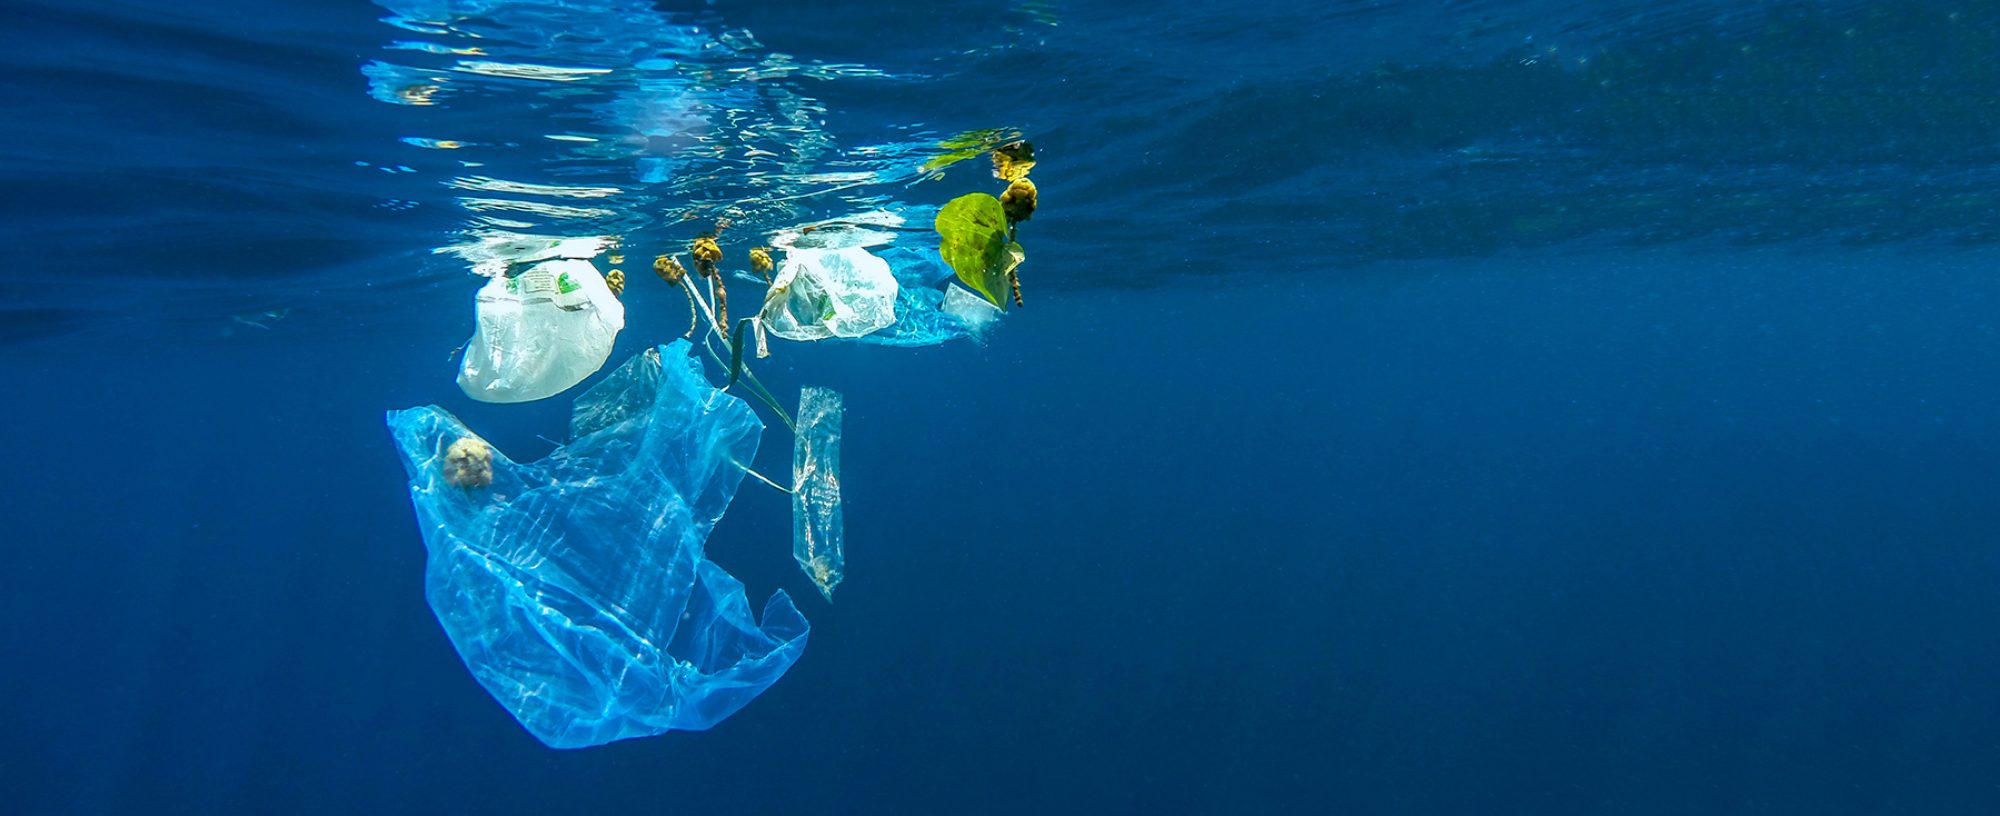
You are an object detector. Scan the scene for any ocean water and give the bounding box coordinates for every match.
[5,0,2000,813]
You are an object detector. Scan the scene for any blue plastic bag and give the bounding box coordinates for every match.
[387,340,808,748]
[852,246,1002,347]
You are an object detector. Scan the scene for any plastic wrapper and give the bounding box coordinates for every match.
[457,258,624,403]
[853,247,1002,347]
[756,247,899,342]
[793,386,845,601]
[939,285,1004,340]
[388,340,808,749]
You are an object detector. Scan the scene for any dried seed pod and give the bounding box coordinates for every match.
[605,268,625,297]
[690,234,723,268]
[653,254,686,285]
[690,234,727,328]
[443,436,494,489]
[1001,178,1038,226]
[748,247,774,282]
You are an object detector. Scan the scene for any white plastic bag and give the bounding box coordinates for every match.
[457,258,625,403]
[756,247,899,343]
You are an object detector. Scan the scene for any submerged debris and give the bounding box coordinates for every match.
[458,257,625,404]
[442,436,493,488]
[793,386,844,601]
[389,342,809,748]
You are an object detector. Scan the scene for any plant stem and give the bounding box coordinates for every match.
[683,275,795,432]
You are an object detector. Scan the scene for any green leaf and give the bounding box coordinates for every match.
[727,318,751,389]
[935,193,1012,309]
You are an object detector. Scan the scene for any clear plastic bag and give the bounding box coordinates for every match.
[457,258,625,403]
[756,247,899,342]
[793,386,844,601]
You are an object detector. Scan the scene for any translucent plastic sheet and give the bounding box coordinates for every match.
[389,340,808,748]
[757,247,899,342]
[940,285,1003,339]
[457,258,624,403]
[841,247,998,347]
[793,386,845,601]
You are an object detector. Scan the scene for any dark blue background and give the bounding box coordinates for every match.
[4,1,2000,813]
[8,249,1997,813]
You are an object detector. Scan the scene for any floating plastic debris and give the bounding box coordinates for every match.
[388,341,809,749]
[793,386,845,601]
[849,247,998,347]
[457,257,624,403]
[939,285,1003,341]
[756,247,899,344]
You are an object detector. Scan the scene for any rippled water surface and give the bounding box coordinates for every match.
[17,0,2000,339]
[5,1,2000,813]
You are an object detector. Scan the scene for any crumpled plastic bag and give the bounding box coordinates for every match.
[756,247,899,343]
[388,340,808,749]
[457,257,624,404]
[852,247,1003,347]
[793,386,844,601]
[940,285,1003,339]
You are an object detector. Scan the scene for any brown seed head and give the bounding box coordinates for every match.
[443,436,494,489]
[1001,178,1038,225]
[653,254,687,285]
[690,234,723,266]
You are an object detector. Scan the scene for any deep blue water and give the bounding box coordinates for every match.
[6,1,2000,813]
